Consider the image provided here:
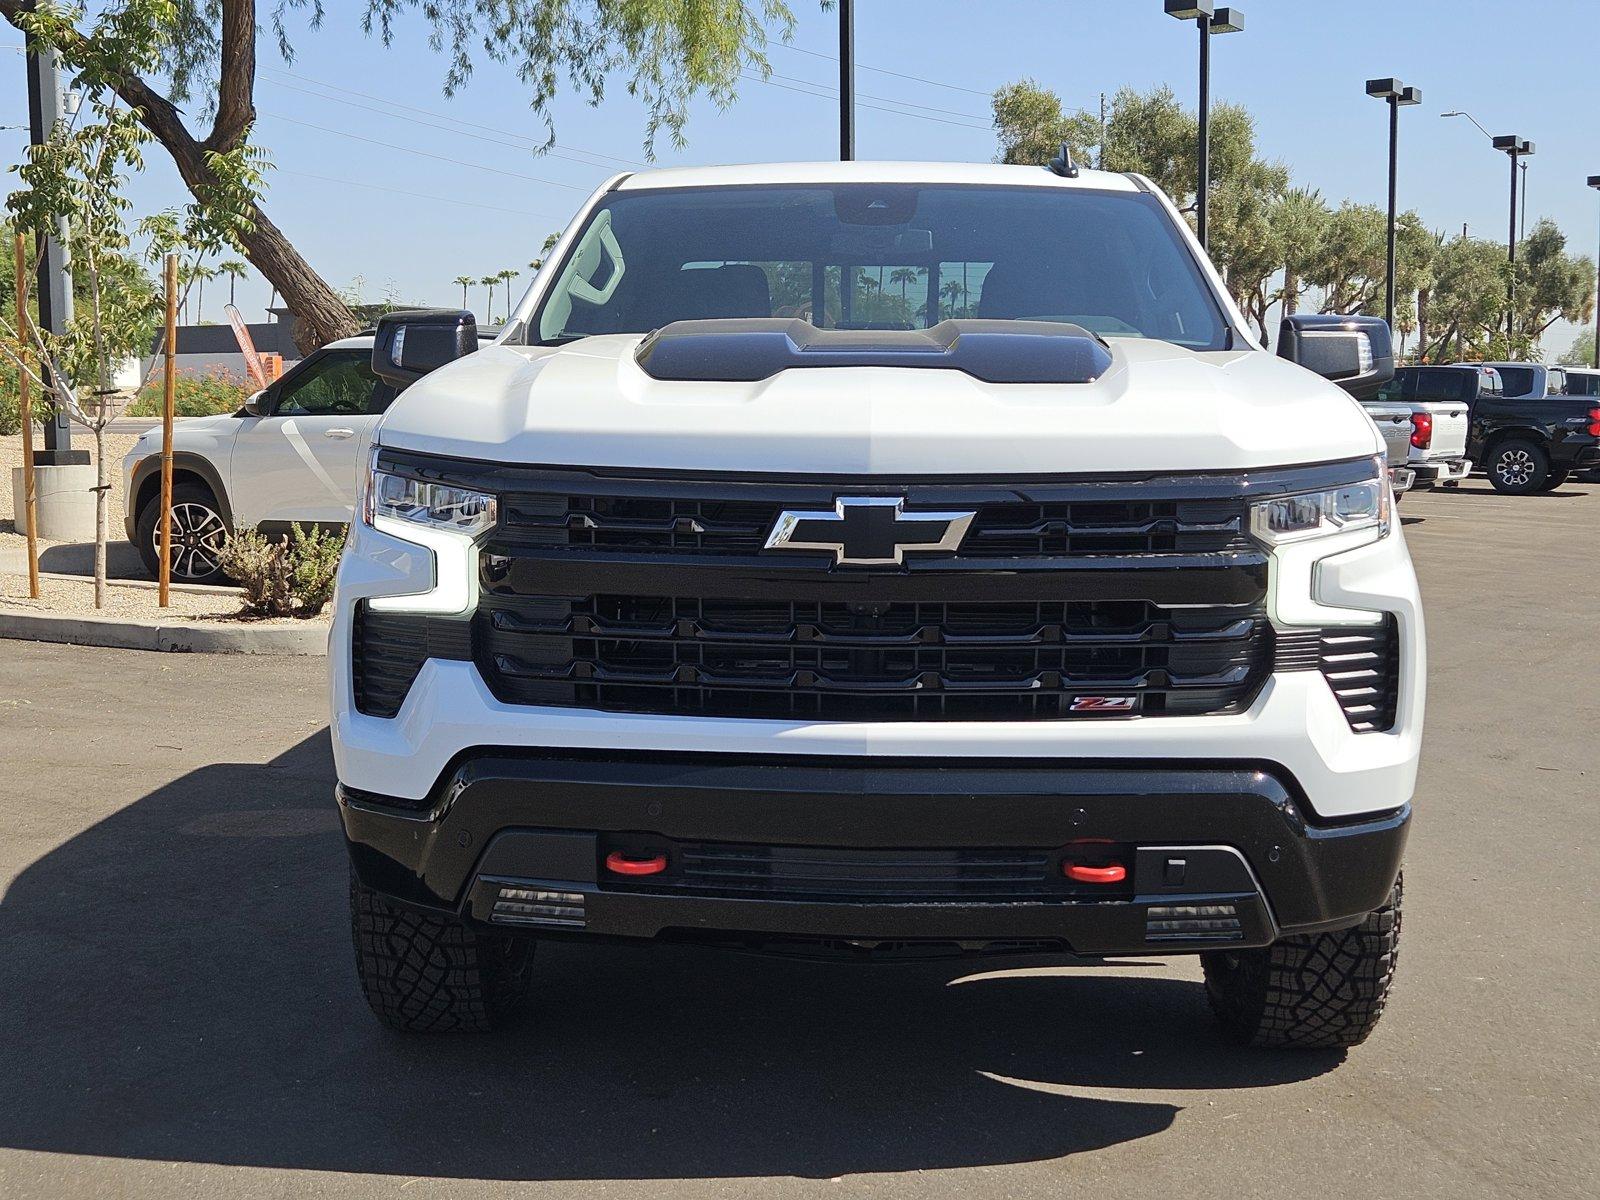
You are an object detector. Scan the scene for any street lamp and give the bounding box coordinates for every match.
[1492,135,1535,353]
[838,0,854,161]
[1365,78,1422,333]
[1588,175,1600,369]
[1164,2,1244,251]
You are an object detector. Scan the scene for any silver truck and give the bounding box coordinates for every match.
[1363,400,1417,497]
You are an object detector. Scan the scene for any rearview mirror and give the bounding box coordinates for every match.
[243,390,266,417]
[371,309,478,388]
[1277,313,1395,401]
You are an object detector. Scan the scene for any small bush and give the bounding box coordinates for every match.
[0,351,21,436]
[221,523,346,619]
[127,368,253,418]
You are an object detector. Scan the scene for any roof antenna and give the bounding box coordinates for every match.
[1047,142,1080,179]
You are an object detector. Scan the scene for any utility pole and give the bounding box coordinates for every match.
[24,34,83,464]
[838,0,855,161]
[1588,176,1600,369]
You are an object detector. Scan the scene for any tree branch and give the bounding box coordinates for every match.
[207,0,257,152]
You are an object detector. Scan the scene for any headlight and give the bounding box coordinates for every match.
[362,456,497,538]
[1250,455,1390,545]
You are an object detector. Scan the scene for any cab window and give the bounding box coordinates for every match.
[274,352,389,416]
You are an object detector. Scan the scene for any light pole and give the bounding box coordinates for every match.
[1588,176,1600,369]
[1492,135,1535,354]
[1163,2,1244,251]
[1365,79,1422,333]
[838,0,854,161]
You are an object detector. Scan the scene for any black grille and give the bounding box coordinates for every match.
[610,842,1064,901]
[351,606,472,718]
[499,491,1251,558]
[475,593,1272,721]
[1273,618,1400,733]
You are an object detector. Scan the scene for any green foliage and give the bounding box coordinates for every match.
[1559,329,1596,367]
[1418,235,1511,362]
[221,523,346,619]
[1514,219,1595,347]
[991,79,1101,167]
[126,368,253,417]
[0,349,19,436]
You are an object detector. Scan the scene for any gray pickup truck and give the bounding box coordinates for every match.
[1363,400,1417,497]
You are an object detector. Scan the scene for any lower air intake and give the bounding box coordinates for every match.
[490,884,586,929]
[1146,903,1242,942]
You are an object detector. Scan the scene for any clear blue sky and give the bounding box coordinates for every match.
[3,0,1597,354]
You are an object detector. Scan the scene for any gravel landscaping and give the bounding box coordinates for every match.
[1,427,143,572]
[0,572,330,627]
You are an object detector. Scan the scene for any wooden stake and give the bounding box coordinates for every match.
[159,254,178,607]
[14,233,40,600]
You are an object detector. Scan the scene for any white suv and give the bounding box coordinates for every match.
[332,161,1421,1049]
[121,336,392,583]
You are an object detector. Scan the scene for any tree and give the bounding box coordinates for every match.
[3,75,232,607]
[889,267,919,304]
[1513,219,1594,350]
[1417,235,1508,363]
[991,79,1101,167]
[2,1,797,353]
[220,258,248,308]
[1273,187,1330,318]
[480,274,498,324]
[1558,329,1595,367]
[454,275,474,310]
[498,267,520,318]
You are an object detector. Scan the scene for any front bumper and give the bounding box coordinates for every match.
[340,752,1408,956]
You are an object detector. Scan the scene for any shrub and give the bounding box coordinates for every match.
[221,523,345,619]
[0,350,21,436]
[127,368,253,418]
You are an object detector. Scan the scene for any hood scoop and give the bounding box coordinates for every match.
[635,318,1112,385]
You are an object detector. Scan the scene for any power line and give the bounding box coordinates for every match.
[260,65,647,170]
[257,110,595,192]
[274,167,561,219]
[758,67,989,121]
[737,71,992,132]
[770,42,996,99]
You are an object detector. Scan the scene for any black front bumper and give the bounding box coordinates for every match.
[339,752,1408,958]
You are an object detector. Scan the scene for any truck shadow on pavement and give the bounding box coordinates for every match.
[0,731,1342,1182]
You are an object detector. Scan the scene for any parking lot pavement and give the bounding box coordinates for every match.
[0,479,1596,1200]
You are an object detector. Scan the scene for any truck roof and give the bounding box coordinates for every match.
[612,160,1143,193]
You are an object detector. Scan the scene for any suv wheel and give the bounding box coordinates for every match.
[1538,467,1570,493]
[1487,440,1550,494]
[1202,875,1401,1049]
[349,866,535,1033]
[135,481,231,585]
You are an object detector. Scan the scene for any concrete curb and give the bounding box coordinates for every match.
[0,609,328,655]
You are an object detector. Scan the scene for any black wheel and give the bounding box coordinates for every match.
[1537,468,1569,493]
[1486,439,1550,494]
[1202,875,1402,1049]
[136,481,231,584]
[349,865,535,1033]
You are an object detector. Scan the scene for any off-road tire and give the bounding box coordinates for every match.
[1537,468,1569,493]
[1202,875,1402,1049]
[1486,439,1550,495]
[135,480,231,585]
[350,866,535,1033]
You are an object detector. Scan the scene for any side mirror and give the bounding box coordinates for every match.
[243,390,267,417]
[1277,313,1395,401]
[371,309,478,388]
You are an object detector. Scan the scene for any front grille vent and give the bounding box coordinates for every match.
[1274,618,1401,733]
[351,606,472,718]
[475,595,1273,721]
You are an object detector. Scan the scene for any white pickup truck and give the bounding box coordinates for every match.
[1374,365,1486,489]
[329,160,1422,1051]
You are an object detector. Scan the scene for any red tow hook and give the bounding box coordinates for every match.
[1064,862,1127,885]
[605,850,669,877]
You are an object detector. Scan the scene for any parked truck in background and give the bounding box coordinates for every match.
[1363,400,1418,498]
[332,161,1420,1051]
[1458,362,1600,493]
[1375,365,1482,491]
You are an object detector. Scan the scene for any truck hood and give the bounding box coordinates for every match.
[376,334,1382,474]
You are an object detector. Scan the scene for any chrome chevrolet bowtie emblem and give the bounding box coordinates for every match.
[764,496,976,566]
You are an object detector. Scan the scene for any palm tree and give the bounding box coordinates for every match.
[889,267,918,304]
[497,267,519,319]
[454,275,474,311]
[480,274,498,322]
[219,260,248,310]
[940,279,965,320]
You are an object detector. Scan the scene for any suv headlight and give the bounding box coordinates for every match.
[362,456,497,538]
[1250,455,1390,545]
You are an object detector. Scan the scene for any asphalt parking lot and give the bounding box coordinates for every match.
[1,477,1596,1200]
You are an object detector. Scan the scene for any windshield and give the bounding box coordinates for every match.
[531,184,1232,350]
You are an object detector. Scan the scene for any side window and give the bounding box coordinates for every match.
[274,353,380,416]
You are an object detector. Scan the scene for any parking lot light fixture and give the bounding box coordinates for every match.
[1164,2,1244,252]
[1492,136,1536,353]
[1366,79,1422,333]
[1588,176,1600,369]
